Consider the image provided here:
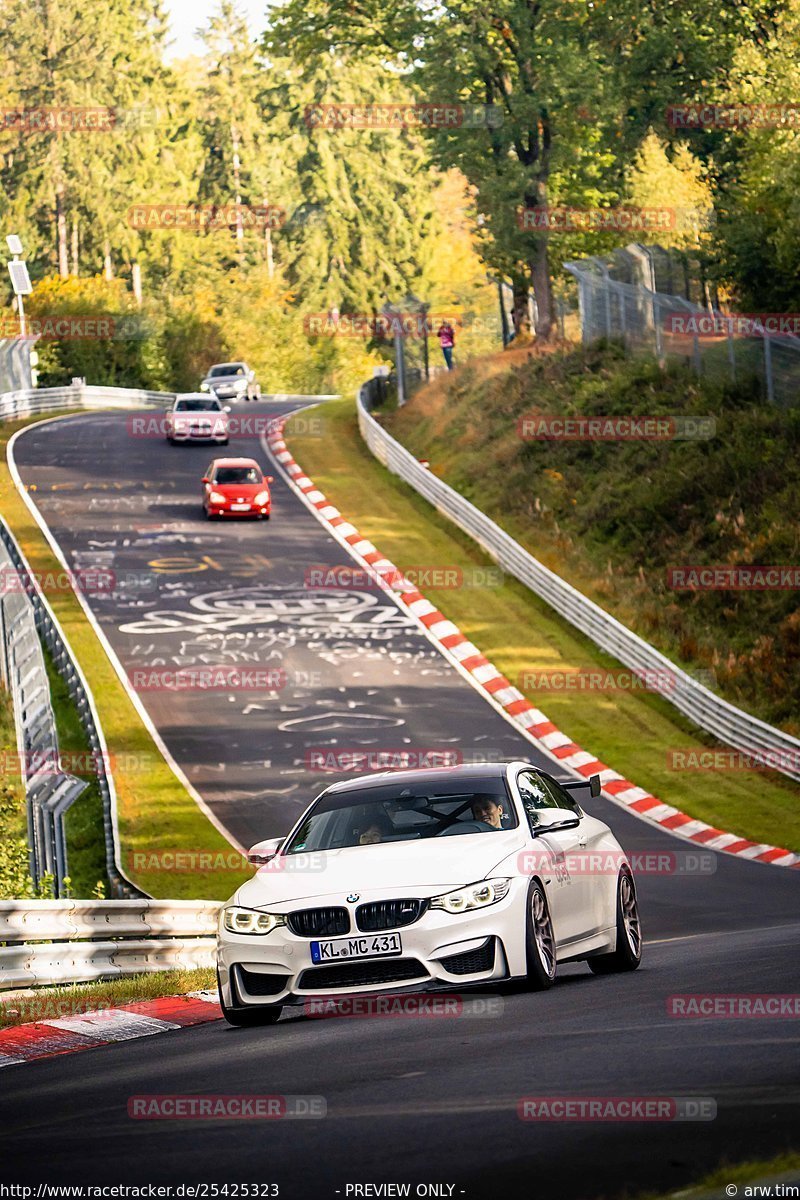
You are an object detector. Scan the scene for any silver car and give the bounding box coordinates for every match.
[201,361,260,402]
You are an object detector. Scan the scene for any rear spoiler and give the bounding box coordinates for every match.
[561,773,601,798]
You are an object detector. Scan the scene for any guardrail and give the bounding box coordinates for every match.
[0,381,173,423]
[0,518,146,899]
[357,386,800,784]
[0,533,86,894]
[0,899,220,989]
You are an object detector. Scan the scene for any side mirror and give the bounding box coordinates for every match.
[247,836,284,865]
[201,477,210,485]
[266,475,274,483]
[223,405,232,413]
[532,810,581,837]
[589,773,601,798]
[200,381,209,391]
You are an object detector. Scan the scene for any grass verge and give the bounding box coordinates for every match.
[42,642,107,899]
[0,411,252,899]
[0,682,34,898]
[285,396,800,851]
[640,1152,800,1199]
[0,967,217,1028]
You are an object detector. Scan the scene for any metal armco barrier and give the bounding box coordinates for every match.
[0,518,146,899]
[0,382,173,422]
[357,386,800,784]
[0,535,86,894]
[0,899,220,989]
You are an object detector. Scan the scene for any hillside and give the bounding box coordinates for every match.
[386,344,800,733]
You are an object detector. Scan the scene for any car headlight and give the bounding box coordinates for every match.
[254,490,270,505]
[430,878,511,914]
[222,906,285,935]
[209,490,226,504]
[200,381,209,391]
[233,378,247,389]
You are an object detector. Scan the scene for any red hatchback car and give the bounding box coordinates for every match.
[201,458,273,519]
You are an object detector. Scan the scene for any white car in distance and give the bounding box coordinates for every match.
[165,393,230,445]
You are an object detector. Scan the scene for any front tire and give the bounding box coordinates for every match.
[588,869,642,974]
[218,970,283,1027]
[525,880,557,989]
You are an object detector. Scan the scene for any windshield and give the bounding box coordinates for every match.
[214,466,262,485]
[284,776,517,853]
[209,363,245,377]
[175,398,221,412]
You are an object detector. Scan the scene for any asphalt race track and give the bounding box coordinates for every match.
[2,400,799,1198]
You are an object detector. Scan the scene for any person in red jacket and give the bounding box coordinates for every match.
[438,320,455,369]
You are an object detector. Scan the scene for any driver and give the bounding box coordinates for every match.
[470,794,505,829]
[355,811,393,846]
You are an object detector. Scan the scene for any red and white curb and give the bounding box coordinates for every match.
[0,991,221,1069]
[266,420,800,871]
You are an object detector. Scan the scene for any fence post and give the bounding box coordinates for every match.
[394,329,406,406]
[726,320,736,383]
[763,333,775,403]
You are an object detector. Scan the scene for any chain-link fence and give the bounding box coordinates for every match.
[378,289,507,404]
[565,244,800,407]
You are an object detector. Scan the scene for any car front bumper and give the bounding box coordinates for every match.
[210,385,247,399]
[169,425,228,442]
[206,501,270,518]
[216,888,527,1009]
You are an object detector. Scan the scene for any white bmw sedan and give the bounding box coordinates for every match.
[216,762,642,1026]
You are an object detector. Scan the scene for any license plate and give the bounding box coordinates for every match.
[311,932,402,963]
[231,503,250,511]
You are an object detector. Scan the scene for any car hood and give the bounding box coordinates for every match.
[172,410,226,421]
[205,375,245,386]
[233,830,526,910]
